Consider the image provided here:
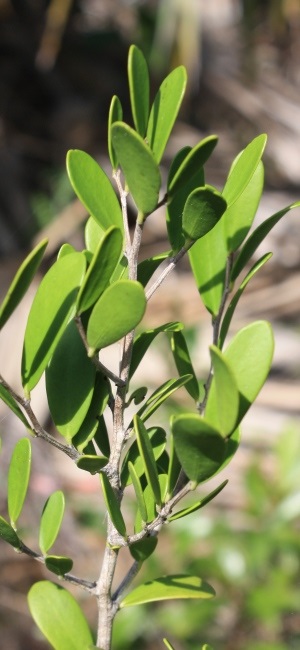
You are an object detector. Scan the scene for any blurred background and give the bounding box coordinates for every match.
[0,1,300,648]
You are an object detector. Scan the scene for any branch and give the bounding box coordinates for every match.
[113,169,131,252]
[146,241,193,301]
[112,559,141,604]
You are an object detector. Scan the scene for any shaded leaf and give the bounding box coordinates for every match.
[0,238,48,330]
[45,555,73,576]
[39,490,65,555]
[121,426,166,487]
[8,437,31,528]
[137,250,171,287]
[130,321,183,379]
[0,384,31,431]
[205,346,240,437]
[172,414,226,483]
[0,515,21,549]
[223,160,264,252]
[77,455,108,474]
[120,574,215,608]
[128,461,148,522]
[73,373,110,453]
[111,122,161,214]
[170,330,199,401]
[166,436,182,499]
[22,252,86,394]
[87,280,146,354]
[93,414,110,458]
[108,95,123,169]
[99,473,127,537]
[134,415,161,506]
[137,375,192,423]
[85,216,105,254]
[147,66,187,163]
[128,45,149,137]
[168,480,228,521]
[168,136,218,198]
[182,186,227,243]
[222,134,267,207]
[28,581,94,650]
[129,536,158,562]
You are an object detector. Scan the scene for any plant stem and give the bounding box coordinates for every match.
[146,242,192,301]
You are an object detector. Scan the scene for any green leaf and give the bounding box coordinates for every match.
[108,95,123,169]
[45,555,73,576]
[168,480,228,521]
[134,475,167,531]
[120,574,215,608]
[170,330,199,401]
[134,415,161,506]
[93,414,110,458]
[128,45,149,137]
[163,639,176,650]
[0,515,21,549]
[99,472,126,537]
[147,66,187,163]
[111,122,161,214]
[137,251,171,287]
[168,136,218,198]
[127,386,148,406]
[76,226,123,314]
[39,490,65,555]
[220,320,274,424]
[223,160,264,252]
[87,280,146,353]
[166,436,182,499]
[171,414,226,483]
[188,217,227,316]
[205,346,240,437]
[130,321,183,379]
[85,216,105,254]
[219,253,272,348]
[182,186,227,242]
[28,581,94,650]
[57,243,76,259]
[121,426,166,487]
[130,536,158,562]
[222,134,267,207]
[8,437,31,528]
[0,384,32,432]
[128,461,148,522]
[67,149,123,232]
[137,375,192,423]
[46,320,96,442]
[0,238,48,330]
[22,252,86,394]
[231,201,300,281]
[76,455,108,474]
[73,373,110,453]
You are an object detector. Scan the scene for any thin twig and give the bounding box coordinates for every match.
[113,169,131,252]
[146,242,193,301]
[112,560,141,603]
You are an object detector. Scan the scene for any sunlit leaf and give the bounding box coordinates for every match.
[223,160,264,252]
[147,66,187,163]
[0,515,21,549]
[0,238,48,330]
[128,461,148,522]
[134,415,161,506]
[168,136,218,198]
[170,330,199,401]
[108,95,123,169]
[166,146,202,252]
[57,243,76,259]
[8,437,31,528]
[45,555,73,576]
[182,186,227,243]
[137,375,192,423]
[22,252,86,394]
[85,216,105,254]
[205,346,239,437]
[28,581,94,650]
[166,436,182,499]
[121,426,166,487]
[87,280,146,354]
[99,472,126,537]
[130,321,183,379]
[168,480,228,521]
[120,574,215,608]
[128,45,149,137]
[222,134,267,207]
[172,414,226,483]
[0,384,31,432]
[163,638,176,650]
[39,490,65,555]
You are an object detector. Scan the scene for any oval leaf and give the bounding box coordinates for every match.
[87,280,146,353]
[170,330,200,401]
[182,186,227,242]
[223,160,264,252]
[85,216,105,254]
[111,122,161,214]
[0,384,32,432]
[205,346,240,437]
[45,555,73,576]
[147,66,187,163]
[46,320,96,441]
[168,136,218,198]
[129,536,158,563]
[134,415,161,507]
[137,250,171,287]
[128,45,149,137]
[0,515,21,549]
[108,95,123,169]
[0,238,48,330]
[172,413,226,484]
[76,455,108,474]
[120,574,215,608]
[8,437,31,528]
[28,581,93,650]
[67,149,123,232]
[39,490,65,555]
[99,472,126,537]
[222,134,267,207]
[22,252,86,394]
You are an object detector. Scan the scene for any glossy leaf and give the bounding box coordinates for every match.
[128,461,147,522]
[205,346,240,437]
[22,252,86,394]
[108,95,123,169]
[121,426,166,487]
[147,66,187,163]
[170,330,199,401]
[188,217,227,316]
[222,134,267,207]
[99,472,126,537]
[137,251,171,287]
[77,455,108,474]
[219,253,272,348]
[231,201,300,281]
[46,320,96,441]
[168,136,218,198]
[45,555,73,576]
[76,225,123,314]
[28,581,94,650]
[221,320,274,424]
[73,373,110,453]
[0,515,21,549]
[0,238,48,330]
[137,375,192,423]
[120,574,215,608]
[182,186,227,243]
[172,414,226,483]
[39,490,65,555]
[134,415,161,506]
[168,480,228,522]
[67,149,123,231]
[8,437,31,528]
[111,122,161,214]
[87,280,146,354]
[130,536,158,562]
[128,45,149,137]
[0,384,31,432]
[130,321,183,379]
[85,216,105,254]
[223,160,264,252]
